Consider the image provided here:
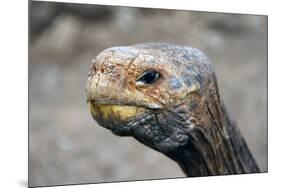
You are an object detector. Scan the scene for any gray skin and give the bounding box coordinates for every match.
[85,43,260,177]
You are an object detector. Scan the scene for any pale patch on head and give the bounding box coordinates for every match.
[169,77,183,90]
[104,46,139,62]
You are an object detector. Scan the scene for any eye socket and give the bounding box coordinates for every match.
[136,70,160,85]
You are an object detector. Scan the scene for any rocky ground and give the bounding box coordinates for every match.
[29,1,267,187]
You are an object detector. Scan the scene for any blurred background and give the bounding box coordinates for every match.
[29,1,267,187]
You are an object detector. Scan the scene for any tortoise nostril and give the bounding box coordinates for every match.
[108,64,115,71]
[99,65,116,74]
[89,63,97,76]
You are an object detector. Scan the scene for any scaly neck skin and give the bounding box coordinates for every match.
[165,100,260,177]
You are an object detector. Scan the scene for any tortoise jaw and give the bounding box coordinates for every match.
[89,100,148,126]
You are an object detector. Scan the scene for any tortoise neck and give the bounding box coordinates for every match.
[167,103,260,177]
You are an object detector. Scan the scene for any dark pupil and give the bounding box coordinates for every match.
[138,71,159,84]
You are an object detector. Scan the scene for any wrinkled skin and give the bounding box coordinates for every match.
[85,43,260,177]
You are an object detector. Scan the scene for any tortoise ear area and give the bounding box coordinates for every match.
[181,74,203,92]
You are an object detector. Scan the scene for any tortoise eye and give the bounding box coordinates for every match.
[136,70,160,85]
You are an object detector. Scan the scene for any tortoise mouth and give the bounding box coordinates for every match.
[89,100,148,127]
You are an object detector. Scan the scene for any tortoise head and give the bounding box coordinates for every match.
[85,43,217,152]
[85,43,261,176]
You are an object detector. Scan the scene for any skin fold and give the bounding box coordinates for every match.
[85,43,260,177]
